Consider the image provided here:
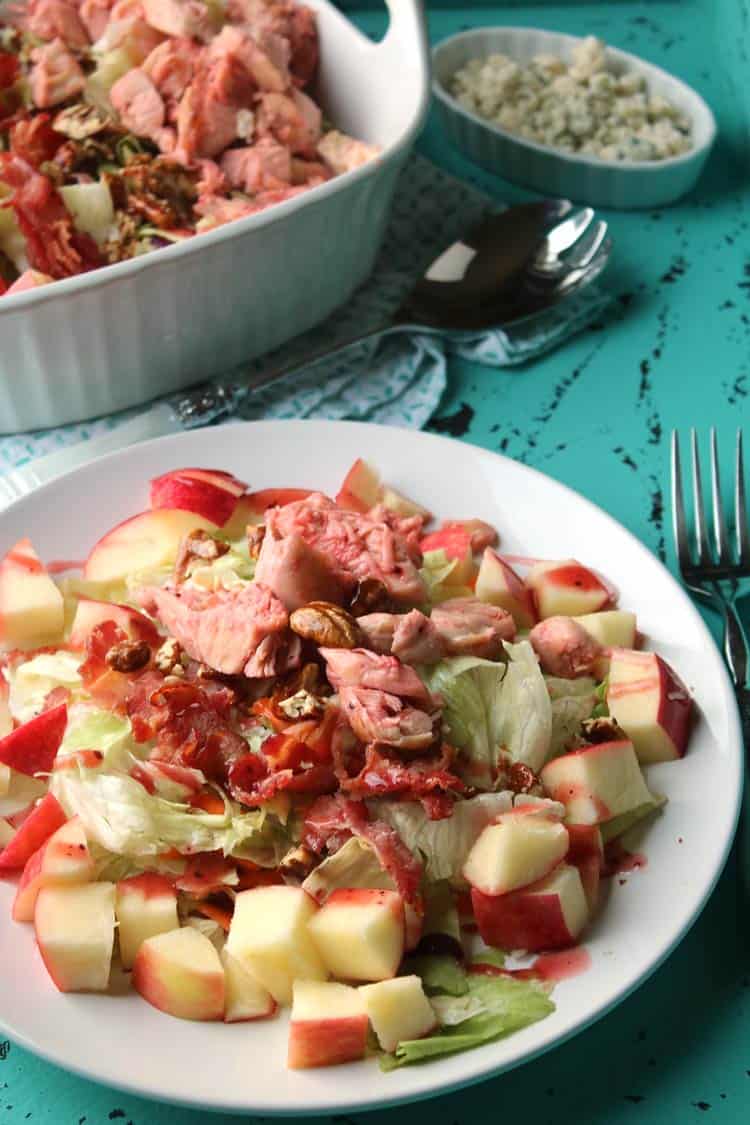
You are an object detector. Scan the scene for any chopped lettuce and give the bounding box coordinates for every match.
[419,550,474,606]
[419,641,551,782]
[546,676,598,758]
[470,948,507,970]
[405,954,468,997]
[50,761,289,864]
[422,881,461,943]
[58,707,139,770]
[302,837,392,901]
[185,547,255,591]
[380,974,555,1069]
[7,651,82,723]
[370,792,512,884]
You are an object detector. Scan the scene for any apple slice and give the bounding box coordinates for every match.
[13,816,95,922]
[540,740,655,826]
[225,885,326,1006]
[150,469,246,527]
[35,881,116,992]
[221,948,277,1022]
[472,864,589,952]
[0,792,67,872]
[115,873,179,969]
[527,559,611,619]
[0,704,68,777]
[0,818,15,848]
[565,824,604,867]
[574,856,601,912]
[335,459,381,513]
[307,888,405,983]
[287,980,368,1068]
[607,648,692,763]
[475,549,536,629]
[419,527,478,586]
[573,611,637,649]
[0,538,64,651]
[359,975,437,1053]
[463,808,569,896]
[83,508,221,584]
[6,269,53,294]
[378,486,431,521]
[69,597,160,649]
[133,926,225,1020]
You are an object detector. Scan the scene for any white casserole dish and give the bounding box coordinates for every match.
[432,27,716,212]
[0,0,430,433]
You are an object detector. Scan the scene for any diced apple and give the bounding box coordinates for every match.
[527,559,611,619]
[225,885,326,1006]
[378,486,431,521]
[221,948,276,1022]
[574,856,601,912]
[0,817,15,848]
[573,611,637,650]
[307,888,405,983]
[34,881,116,992]
[463,808,569,896]
[69,596,160,649]
[287,980,368,1068]
[150,470,243,527]
[607,648,692,763]
[335,459,381,513]
[133,926,225,1020]
[115,873,179,969]
[359,974,437,1053]
[13,816,94,922]
[0,538,64,651]
[540,740,655,826]
[475,550,537,629]
[6,269,53,294]
[565,824,604,867]
[471,864,589,952]
[83,508,221,584]
[0,792,67,872]
[440,519,499,552]
[0,704,68,779]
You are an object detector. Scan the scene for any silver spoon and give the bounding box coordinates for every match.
[0,200,611,507]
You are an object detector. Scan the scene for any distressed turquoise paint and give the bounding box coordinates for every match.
[2,2,749,1122]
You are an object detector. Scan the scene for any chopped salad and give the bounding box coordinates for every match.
[0,460,693,1070]
[0,0,377,295]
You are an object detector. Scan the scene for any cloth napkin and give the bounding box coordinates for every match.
[0,155,610,471]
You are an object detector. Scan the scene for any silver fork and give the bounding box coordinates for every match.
[671,429,750,722]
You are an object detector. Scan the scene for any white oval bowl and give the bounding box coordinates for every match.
[432,27,717,209]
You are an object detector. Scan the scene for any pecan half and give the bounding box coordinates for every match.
[289,602,364,648]
[348,577,395,616]
[246,524,265,559]
[174,529,229,582]
[279,845,318,883]
[581,716,627,744]
[53,103,111,140]
[105,640,151,672]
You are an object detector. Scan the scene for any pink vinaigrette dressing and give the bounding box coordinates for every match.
[470,946,592,984]
[603,839,648,877]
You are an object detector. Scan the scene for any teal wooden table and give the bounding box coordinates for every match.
[3,1,749,1121]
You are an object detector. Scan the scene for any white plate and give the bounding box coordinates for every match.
[0,420,741,1115]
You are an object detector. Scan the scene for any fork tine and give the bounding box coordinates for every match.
[670,431,692,572]
[710,427,732,565]
[690,429,712,566]
[735,429,750,567]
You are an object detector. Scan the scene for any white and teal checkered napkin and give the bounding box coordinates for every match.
[0,155,610,471]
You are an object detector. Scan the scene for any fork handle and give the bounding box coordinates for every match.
[716,597,749,690]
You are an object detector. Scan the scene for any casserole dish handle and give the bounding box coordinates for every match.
[379,0,429,71]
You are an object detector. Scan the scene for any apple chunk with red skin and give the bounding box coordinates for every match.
[307,888,405,983]
[463,808,569,896]
[573,611,637,649]
[69,597,160,649]
[607,648,693,763]
[221,948,276,1022]
[0,538,64,651]
[13,816,95,922]
[226,885,326,1006]
[133,926,225,1020]
[288,980,368,1069]
[472,864,589,952]
[150,468,247,527]
[115,873,179,969]
[84,508,222,584]
[540,740,655,826]
[335,458,381,513]
[35,881,116,992]
[0,704,68,778]
[527,559,611,619]
[359,975,437,1053]
[0,791,67,872]
[475,549,537,630]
